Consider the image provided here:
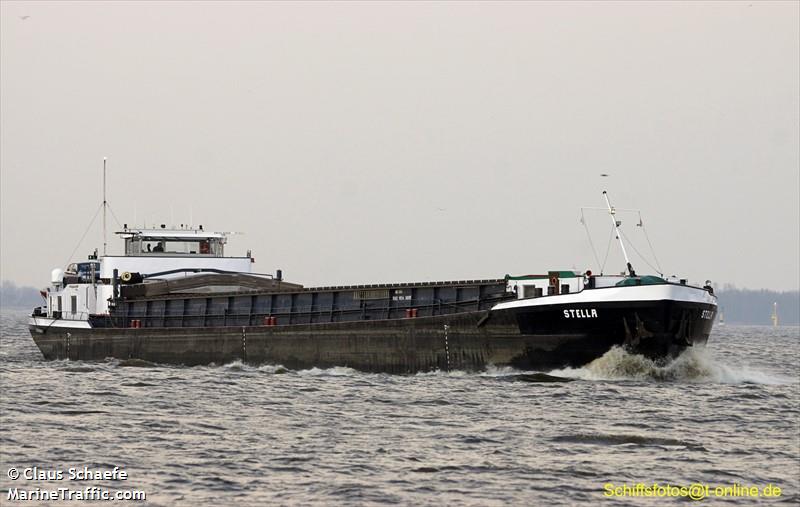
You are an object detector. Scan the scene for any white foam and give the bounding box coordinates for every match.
[296,366,360,377]
[549,346,793,384]
[414,369,469,377]
[480,365,524,377]
[256,364,289,374]
[220,359,247,371]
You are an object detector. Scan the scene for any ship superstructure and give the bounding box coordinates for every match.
[33,225,256,326]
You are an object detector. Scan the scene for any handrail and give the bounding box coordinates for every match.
[50,311,92,321]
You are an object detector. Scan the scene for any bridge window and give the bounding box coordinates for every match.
[125,237,224,256]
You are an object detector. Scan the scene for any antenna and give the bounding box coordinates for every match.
[602,191,636,277]
[103,157,107,256]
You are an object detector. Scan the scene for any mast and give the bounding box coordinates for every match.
[602,191,636,277]
[103,157,107,256]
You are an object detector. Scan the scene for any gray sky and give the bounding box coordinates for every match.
[2,1,798,291]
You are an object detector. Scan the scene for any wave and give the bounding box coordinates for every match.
[552,433,707,451]
[295,366,361,377]
[549,346,791,384]
[117,358,159,368]
[213,360,291,374]
[102,347,790,385]
[414,369,469,378]
[481,364,523,377]
[216,360,363,377]
[256,364,290,374]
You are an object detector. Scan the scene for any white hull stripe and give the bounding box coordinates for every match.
[28,317,92,329]
[491,284,716,311]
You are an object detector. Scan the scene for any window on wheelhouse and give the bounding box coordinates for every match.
[64,262,100,283]
[125,236,224,256]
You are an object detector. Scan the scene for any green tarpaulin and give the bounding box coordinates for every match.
[615,275,667,287]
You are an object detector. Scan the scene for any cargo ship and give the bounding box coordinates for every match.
[28,192,717,373]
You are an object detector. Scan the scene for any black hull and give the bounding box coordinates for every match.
[29,299,715,373]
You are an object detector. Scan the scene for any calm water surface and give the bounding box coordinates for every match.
[1,308,798,505]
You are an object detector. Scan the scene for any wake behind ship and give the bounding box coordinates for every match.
[28,193,717,373]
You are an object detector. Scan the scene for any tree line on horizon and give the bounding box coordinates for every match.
[0,280,45,309]
[716,285,799,326]
[1,280,797,325]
